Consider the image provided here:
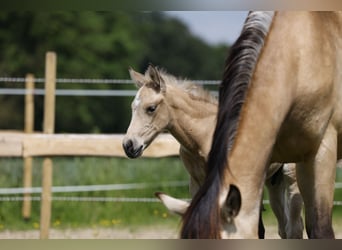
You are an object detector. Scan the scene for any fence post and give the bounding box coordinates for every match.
[22,73,35,221]
[40,52,56,239]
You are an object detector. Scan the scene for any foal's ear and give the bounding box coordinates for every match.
[147,64,166,93]
[129,67,146,89]
[223,185,241,220]
[155,192,189,216]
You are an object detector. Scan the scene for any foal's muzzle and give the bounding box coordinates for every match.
[122,138,144,158]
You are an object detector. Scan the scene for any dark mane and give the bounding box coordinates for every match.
[180,11,275,238]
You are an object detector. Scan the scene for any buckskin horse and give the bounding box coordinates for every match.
[122,65,303,238]
[180,11,342,239]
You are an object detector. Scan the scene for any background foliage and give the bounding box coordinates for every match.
[0,12,229,133]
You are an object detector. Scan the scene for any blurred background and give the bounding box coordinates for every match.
[0,11,246,134]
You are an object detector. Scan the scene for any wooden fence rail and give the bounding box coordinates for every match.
[0,132,179,158]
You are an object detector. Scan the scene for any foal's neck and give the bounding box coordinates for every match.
[165,85,217,158]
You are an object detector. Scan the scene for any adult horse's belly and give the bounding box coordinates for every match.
[271,109,333,163]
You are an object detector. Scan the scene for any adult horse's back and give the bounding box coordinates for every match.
[181,11,342,239]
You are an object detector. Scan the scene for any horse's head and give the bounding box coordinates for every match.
[123,65,170,158]
[155,186,244,238]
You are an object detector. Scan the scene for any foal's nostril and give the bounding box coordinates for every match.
[123,139,133,152]
[125,139,133,149]
[123,139,143,158]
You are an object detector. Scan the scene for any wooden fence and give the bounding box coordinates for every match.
[0,132,179,158]
[0,52,180,239]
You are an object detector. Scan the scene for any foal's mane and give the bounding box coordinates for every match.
[180,11,275,238]
[156,68,218,105]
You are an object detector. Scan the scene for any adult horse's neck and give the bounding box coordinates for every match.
[165,84,217,159]
[181,11,280,238]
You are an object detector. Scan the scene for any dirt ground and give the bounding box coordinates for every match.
[0,225,341,239]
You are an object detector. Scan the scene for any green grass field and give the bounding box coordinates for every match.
[0,157,189,231]
[0,157,341,232]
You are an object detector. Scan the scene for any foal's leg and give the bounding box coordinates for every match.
[265,164,287,238]
[179,147,203,197]
[283,163,303,238]
[296,125,336,239]
[258,199,265,239]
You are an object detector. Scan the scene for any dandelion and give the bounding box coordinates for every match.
[111,219,121,225]
[53,220,61,227]
[0,224,4,230]
[162,213,168,218]
[100,219,110,227]
[153,209,159,215]
[33,222,39,229]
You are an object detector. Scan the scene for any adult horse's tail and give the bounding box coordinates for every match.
[180,11,275,238]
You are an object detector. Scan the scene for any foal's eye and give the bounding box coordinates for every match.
[146,105,157,114]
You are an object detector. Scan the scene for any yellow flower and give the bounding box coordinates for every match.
[53,220,61,227]
[33,222,39,229]
[0,224,4,230]
[162,213,168,218]
[100,219,110,227]
[111,219,121,225]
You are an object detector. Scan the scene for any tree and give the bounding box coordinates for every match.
[0,12,230,133]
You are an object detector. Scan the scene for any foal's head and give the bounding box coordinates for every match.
[123,65,171,158]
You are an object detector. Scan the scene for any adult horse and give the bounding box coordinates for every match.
[180,11,342,239]
[122,65,303,238]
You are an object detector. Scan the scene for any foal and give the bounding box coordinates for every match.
[123,65,303,238]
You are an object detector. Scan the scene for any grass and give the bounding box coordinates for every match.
[0,157,189,231]
[0,157,342,232]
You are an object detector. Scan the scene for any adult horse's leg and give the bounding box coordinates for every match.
[296,124,336,239]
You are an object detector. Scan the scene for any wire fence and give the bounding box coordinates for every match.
[0,77,134,84]
[1,196,341,206]
[0,77,220,96]
[0,181,190,203]
[0,181,342,206]
[0,88,139,96]
[0,196,163,203]
[0,77,220,85]
[0,181,188,195]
